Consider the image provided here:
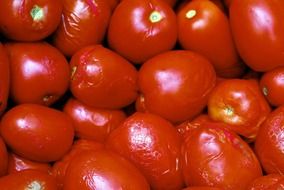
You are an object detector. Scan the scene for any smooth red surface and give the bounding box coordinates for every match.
[0,43,9,116]
[0,138,8,177]
[247,174,284,190]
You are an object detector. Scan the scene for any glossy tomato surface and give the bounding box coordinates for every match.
[183,187,222,190]
[106,112,184,190]
[138,50,216,123]
[107,0,177,63]
[0,0,62,41]
[70,45,138,109]
[63,150,150,190]
[230,0,284,72]
[5,42,70,106]
[0,43,9,116]
[247,174,284,190]
[0,104,74,162]
[53,0,111,57]
[0,138,8,177]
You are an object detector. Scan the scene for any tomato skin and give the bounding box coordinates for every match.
[177,0,244,78]
[5,42,70,106]
[106,112,184,190]
[0,137,8,177]
[70,45,138,109]
[255,105,284,174]
[230,0,284,72]
[138,50,216,123]
[183,187,222,190]
[207,79,271,140]
[0,0,62,41]
[0,43,9,116]
[53,0,111,57]
[247,174,284,190]
[63,150,150,190]
[0,170,59,190]
[107,0,177,64]
[181,123,262,189]
[0,104,74,162]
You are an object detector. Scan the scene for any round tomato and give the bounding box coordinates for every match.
[247,174,284,190]
[230,0,284,72]
[0,137,8,177]
[183,187,223,190]
[106,112,184,190]
[138,50,216,123]
[53,0,111,57]
[70,45,138,109]
[5,42,70,106]
[0,43,9,116]
[0,104,74,162]
[0,0,62,41]
[107,0,177,63]
[63,150,150,190]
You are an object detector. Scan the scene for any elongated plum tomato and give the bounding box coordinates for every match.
[181,122,262,189]
[63,150,150,190]
[138,50,216,123]
[177,0,245,78]
[5,42,70,106]
[0,43,9,116]
[70,45,138,109]
[247,174,284,190]
[0,0,62,41]
[230,0,284,72]
[53,0,111,57]
[107,0,177,63]
[106,112,184,190]
[0,137,8,177]
[0,104,74,162]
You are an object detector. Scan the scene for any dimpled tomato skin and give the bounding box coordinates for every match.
[0,43,9,116]
[0,104,74,162]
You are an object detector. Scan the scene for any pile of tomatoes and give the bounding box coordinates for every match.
[0,0,284,189]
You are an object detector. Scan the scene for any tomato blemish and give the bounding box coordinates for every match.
[224,106,234,116]
[30,5,44,22]
[262,86,268,96]
[149,11,163,23]
[71,66,77,81]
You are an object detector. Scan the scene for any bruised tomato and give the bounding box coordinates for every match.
[0,137,8,177]
[0,0,62,41]
[0,43,9,116]
[247,174,284,190]
[0,104,74,162]
[106,112,184,190]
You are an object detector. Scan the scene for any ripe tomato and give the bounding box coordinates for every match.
[107,0,177,63]
[63,150,150,190]
[0,43,9,116]
[0,104,74,162]
[138,50,216,123]
[247,174,284,190]
[5,42,70,106]
[106,112,184,190]
[207,79,271,140]
[70,45,138,109]
[0,0,62,41]
[181,122,262,189]
[183,187,222,190]
[0,137,8,177]
[0,170,58,190]
[230,0,284,72]
[255,105,284,174]
[177,0,244,78]
[53,0,111,57]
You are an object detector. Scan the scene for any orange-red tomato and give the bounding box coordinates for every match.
[181,122,262,189]
[63,150,150,190]
[183,187,223,190]
[138,50,216,123]
[0,137,8,177]
[230,0,284,72]
[0,104,74,162]
[207,79,271,140]
[5,42,70,106]
[0,43,9,116]
[177,0,244,78]
[255,105,284,174]
[106,112,184,190]
[0,0,62,41]
[247,174,284,190]
[107,0,177,63]
[70,45,138,109]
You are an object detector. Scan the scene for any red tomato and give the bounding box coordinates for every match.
[230,0,284,72]
[0,104,74,162]
[107,0,120,10]
[183,187,222,190]
[0,137,8,177]
[259,67,284,107]
[0,0,62,41]
[7,153,51,174]
[207,79,271,140]
[0,43,9,116]
[138,50,216,123]
[63,150,150,190]
[53,0,111,57]
[5,42,70,106]
[177,0,245,78]
[255,105,284,174]
[107,0,177,63]
[247,174,284,190]
[181,122,262,189]
[106,112,184,190]
[70,45,138,109]
[0,170,58,190]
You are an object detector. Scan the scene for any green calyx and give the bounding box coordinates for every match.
[30,5,44,21]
